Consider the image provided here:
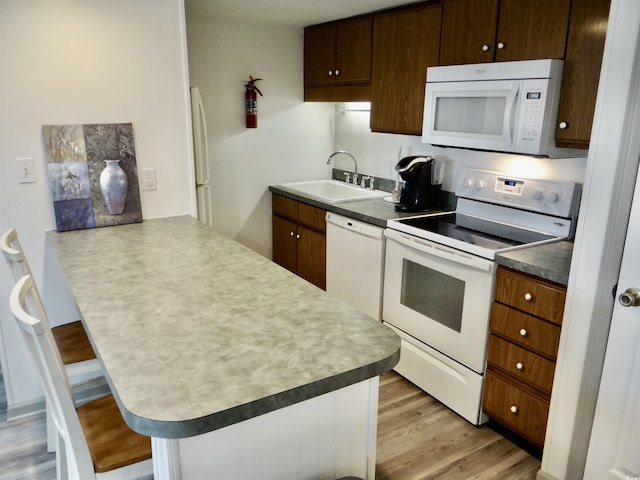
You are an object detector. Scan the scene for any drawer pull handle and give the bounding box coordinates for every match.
[519,328,528,337]
[516,362,524,371]
[524,293,533,301]
[510,405,518,414]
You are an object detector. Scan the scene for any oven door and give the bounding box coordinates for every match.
[382,229,496,373]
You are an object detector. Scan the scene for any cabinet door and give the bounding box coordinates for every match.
[370,4,442,135]
[272,215,298,274]
[297,225,326,290]
[556,0,611,149]
[304,23,337,87]
[335,16,372,84]
[439,0,499,65]
[495,0,571,62]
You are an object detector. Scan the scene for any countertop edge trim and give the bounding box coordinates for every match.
[118,348,400,439]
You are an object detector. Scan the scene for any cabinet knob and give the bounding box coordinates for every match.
[296,234,301,239]
[524,293,533,301]
[559,121,568,129]
[510,405,518,414]
[290,231,295,237]
[328,70,333,76]
[335,69,340,76]
[497,42,505,50]
[482,44,490,52]
[519,328,528,337]
[516,362,524,371]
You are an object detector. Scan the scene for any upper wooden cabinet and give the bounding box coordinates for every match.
[556,0,611,149]
[439,0,571,65]
[304,16,373,102]
[370,4,442,135]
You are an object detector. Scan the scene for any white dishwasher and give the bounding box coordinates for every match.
[325,212,385,321]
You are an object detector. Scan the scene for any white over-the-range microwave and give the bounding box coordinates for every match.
[421,59,586,158]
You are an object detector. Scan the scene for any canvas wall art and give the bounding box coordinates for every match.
[43,123,142,232]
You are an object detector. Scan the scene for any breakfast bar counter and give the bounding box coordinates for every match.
[45,215,400,479]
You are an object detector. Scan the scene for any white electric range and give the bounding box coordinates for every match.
[382,168,581,424]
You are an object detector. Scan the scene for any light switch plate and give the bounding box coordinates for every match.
[141,168,157,190]
[16,158,36,183]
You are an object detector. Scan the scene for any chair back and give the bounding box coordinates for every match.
[1,228,32,277]
[2,228,56,334]
[10,275,96,479]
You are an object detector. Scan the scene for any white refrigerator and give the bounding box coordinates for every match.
[190,86,213,226]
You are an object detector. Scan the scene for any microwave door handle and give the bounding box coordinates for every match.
[503,82,520,150]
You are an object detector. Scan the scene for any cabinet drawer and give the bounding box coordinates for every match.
[272,194,298,222]
[487,335,556,393]
[490,303,561,359]
[494,268,566,324]
[298,202,326,233]
[483,369,549,447]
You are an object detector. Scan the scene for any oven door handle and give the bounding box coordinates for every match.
[384,229,496,273]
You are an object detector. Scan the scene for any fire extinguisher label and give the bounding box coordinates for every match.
[246,99,257,114]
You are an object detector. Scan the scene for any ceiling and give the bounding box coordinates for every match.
[184,0,420,27]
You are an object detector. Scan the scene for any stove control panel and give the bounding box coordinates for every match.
[456,168,582,219]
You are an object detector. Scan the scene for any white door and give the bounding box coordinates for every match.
[584,158,640,479]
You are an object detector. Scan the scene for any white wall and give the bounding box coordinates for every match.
[0,0,193,413]
[185,16,334,257]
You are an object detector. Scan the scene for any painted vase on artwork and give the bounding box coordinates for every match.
[100,159,128,215]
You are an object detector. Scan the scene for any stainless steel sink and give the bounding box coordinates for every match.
[275,180,388,204]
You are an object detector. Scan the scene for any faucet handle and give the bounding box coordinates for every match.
[360,175,370,189]
[353,173,359,185]
[368,176,375,190]
[343,172,351,184]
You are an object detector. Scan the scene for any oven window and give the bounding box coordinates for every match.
[401,259,465,332]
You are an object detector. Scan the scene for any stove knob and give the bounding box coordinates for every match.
[463,178,473,189]
[532,189,543,200]
[546,192,559,203]
[474,180,484,190]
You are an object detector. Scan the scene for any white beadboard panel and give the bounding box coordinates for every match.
[172,378,378,480]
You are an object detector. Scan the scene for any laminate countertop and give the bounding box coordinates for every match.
[270,184,574,285]
[495,241,574,286]
[268,185,452,228]
[45,216,400,439]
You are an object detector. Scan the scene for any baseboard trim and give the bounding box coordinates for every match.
[7,397,45,421]
[536,471,560,480]
[7,377,109,421]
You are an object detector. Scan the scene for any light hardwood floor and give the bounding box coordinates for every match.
[376,372,541,480]
[0,369,540,479]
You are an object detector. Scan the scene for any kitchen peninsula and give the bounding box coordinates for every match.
[45,215,400,480]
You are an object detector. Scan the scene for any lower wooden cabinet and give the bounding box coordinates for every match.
[483,368,550,446]
[482,267,566,448]
[272,194,326,290]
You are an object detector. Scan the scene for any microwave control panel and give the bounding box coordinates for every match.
[456,168,581,218]
[520,91,543,142]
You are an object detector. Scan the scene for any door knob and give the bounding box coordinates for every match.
[619,288,640,307]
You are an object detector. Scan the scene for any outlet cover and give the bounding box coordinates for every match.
[16,158,36,183]
[141,168,157,190]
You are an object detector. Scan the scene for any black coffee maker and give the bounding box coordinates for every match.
[395,155,442,212]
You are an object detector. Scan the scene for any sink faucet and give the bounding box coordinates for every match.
[327,151,358,184]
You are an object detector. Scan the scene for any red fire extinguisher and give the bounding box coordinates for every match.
[245,76,262,128]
